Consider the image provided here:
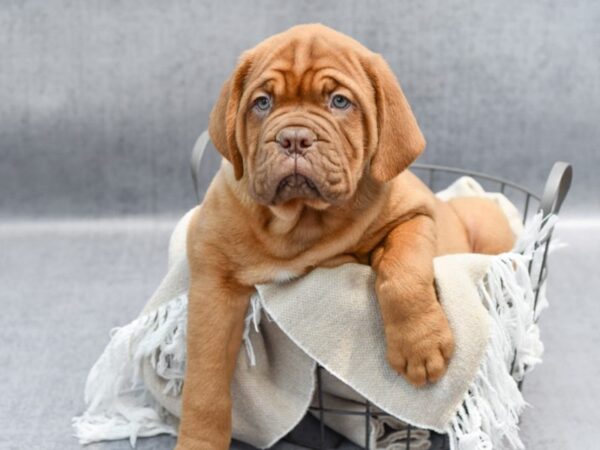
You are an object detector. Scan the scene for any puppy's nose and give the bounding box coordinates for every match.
[276,127,316,156]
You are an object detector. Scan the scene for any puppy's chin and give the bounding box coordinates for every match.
[250,178,352,210]
[302,197,331,210]
[272,174,321,204]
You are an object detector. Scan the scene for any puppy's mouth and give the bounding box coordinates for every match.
[273,174,321,204]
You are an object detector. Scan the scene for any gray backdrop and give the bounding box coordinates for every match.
[1,0,598,218]
[2,2,600,450]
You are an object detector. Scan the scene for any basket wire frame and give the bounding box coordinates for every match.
[285,162,572,450]
[187,138,572,450]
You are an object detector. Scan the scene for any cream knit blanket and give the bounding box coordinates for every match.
[73,178,554,450]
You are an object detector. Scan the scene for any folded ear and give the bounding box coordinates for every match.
[363,54,425,183]
[208,51,254,180]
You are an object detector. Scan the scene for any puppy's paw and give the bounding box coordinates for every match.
[385,304,455,387]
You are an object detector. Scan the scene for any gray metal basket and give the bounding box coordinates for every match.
[190,137,573,450]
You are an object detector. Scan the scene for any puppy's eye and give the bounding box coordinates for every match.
[254,95,272,112]
[330,94,351,110]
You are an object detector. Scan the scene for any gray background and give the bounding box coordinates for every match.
[1,1,599,450]
[1,0,598,218]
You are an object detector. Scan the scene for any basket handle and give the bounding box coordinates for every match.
[539,161,573,217]
[190,130,211,202]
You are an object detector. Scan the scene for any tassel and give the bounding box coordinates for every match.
[448,214,554,450]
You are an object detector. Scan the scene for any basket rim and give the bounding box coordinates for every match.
[411,163,540,201]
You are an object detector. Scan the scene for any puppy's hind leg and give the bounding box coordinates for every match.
[448,197,515,254]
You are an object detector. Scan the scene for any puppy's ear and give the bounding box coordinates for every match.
[209,51,254,180]
[363,54,425,183]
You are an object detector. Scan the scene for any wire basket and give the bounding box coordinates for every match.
[285,162,573,450]
[189,136,573,450]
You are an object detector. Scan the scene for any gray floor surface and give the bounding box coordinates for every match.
[0,218,598,450]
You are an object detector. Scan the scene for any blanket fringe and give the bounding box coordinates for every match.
[72,293,263,446]
[72,294,188,445]
[447,213,553,450]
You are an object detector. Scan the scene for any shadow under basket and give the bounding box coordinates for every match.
[280,162,573,450]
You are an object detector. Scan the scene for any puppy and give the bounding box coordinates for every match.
[176,24,514,450]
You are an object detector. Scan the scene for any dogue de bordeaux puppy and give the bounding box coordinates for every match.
[176,24,514,450]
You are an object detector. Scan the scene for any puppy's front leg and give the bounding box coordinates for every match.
[372,215,454,387]
[175,266,253,450]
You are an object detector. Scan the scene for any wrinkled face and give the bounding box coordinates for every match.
[209,25,426,210]
[242,44,368,207]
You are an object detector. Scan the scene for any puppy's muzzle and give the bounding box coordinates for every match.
[272,126,320,203]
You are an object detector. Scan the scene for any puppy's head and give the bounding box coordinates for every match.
[209,24,425,208]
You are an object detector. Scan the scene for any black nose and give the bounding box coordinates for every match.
[276,127,316,156]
